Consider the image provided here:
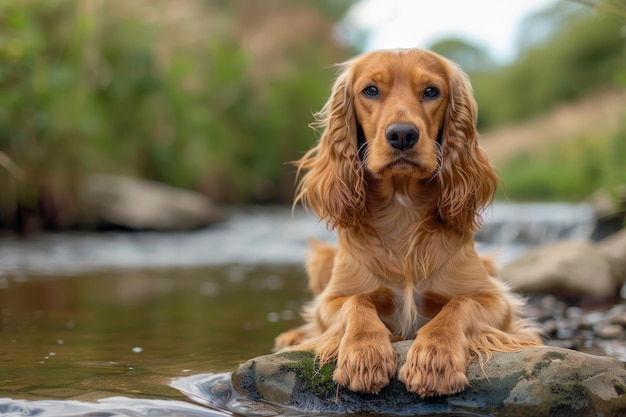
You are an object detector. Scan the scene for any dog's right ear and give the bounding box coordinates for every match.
[294,62,366,229]
[436,60,499,233]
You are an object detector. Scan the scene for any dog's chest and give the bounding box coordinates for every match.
[370,203,422,262]
[377,285,432,338]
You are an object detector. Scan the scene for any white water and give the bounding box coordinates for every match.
[0,203,596,275]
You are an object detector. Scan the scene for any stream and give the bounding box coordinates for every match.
[0,203,617,417]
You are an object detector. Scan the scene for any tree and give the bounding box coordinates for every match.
[428,38,494,72]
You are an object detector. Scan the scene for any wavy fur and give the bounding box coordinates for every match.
[276,49,542,397]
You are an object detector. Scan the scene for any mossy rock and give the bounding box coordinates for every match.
[232,341,626,416]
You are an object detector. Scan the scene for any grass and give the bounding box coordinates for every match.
[495,127,626,202]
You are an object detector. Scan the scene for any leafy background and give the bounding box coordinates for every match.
[0,0,624,230]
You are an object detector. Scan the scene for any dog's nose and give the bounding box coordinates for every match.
[385,123,419,151]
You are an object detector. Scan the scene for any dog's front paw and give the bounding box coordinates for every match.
[333,338,396,393]
[398,334,468,396]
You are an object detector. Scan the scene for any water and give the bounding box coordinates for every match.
[0,266,310,416]
[476,202,595,245]
[0,203,596,275]
[0,203,606,416]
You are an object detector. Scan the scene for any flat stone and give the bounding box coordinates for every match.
[500,239,621,298]
[81,174,225,230]
[597,228,626,280]
[596,324,624,339]
[610,311,626,326]
[232,341,626,416]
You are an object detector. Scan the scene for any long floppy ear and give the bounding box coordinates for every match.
[437,63,499,232]
[294,62,366,230]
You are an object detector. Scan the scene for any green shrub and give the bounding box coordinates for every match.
[0,1,353,229]
[472,7,625,130]
[496,129,626,201]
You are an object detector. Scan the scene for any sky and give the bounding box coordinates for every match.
[343,0,558,63]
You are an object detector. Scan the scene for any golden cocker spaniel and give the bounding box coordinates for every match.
[275,49,541,397]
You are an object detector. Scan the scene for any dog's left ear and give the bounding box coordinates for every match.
[293,62,367,230]
[437,63,499,232]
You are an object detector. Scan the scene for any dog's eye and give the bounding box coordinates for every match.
[423,87,440,99]
[363,86,380,98]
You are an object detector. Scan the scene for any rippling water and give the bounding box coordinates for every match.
[0,266,311,416]
[0,203,595,275]
[0,203,602,416]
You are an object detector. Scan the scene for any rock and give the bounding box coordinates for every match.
[580,311,606,330]
[597,228,626,281]
[232,342,626,416]
[81,174,225,230]
[500,239,622,298]
[589,185,626,240]
[610,311,626,327]
[595,324,624,339]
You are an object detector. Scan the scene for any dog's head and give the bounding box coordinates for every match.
[296,49,498,232]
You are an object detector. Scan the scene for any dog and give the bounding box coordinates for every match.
[275,49,541,397]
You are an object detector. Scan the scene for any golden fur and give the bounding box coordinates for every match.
[275,49,541,396]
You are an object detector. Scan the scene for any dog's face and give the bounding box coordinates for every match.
[351,49,450,180]
[296,48,497,231]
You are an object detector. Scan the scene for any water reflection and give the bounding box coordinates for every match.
[2,265,504,417]
[0,397,224,417]
[0,266,308,403]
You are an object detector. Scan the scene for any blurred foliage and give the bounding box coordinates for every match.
[469,3,626,129]
[496,128,626,201]
[575,0,626,17]
[429,38,494,72]
[1,0,625,231]
[430,2,625,203]
[0,0,354,230]
[481,2,626,203]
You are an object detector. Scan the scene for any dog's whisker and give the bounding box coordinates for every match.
[424,141,443,184]
[357,141,369,167]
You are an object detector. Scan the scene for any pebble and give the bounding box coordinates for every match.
[580,312,605,329]
[529,296,626,360]
[595,324,624,339]
[609,311,626,326]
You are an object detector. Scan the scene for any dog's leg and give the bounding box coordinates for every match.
[274,241,335,350]
[399,292,533,396]
[305,239,336,296]
[321,294,396,393]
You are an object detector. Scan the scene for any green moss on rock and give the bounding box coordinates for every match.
[544,351,567,361]
[534,350,567,372]
[285,353,336,398]
[232,345,626,416]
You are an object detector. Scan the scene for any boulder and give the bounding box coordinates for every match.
[231,341,626,416]
[597,228,626,281]
[81,174,225,230]
[499,239,622,298]
[589,185,626,240]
